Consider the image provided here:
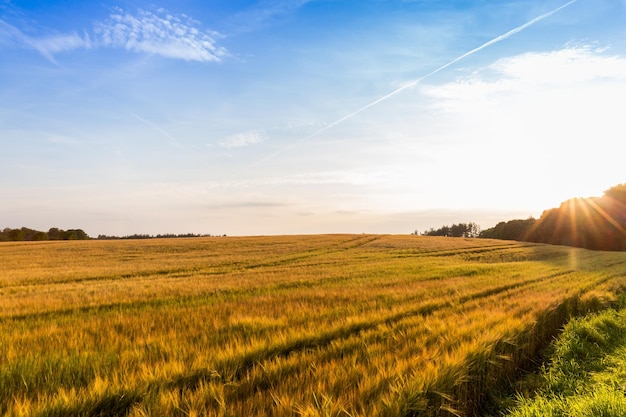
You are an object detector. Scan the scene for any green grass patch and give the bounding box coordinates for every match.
[506,304,626,417]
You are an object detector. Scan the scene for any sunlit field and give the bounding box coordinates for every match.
[2,235,626,416]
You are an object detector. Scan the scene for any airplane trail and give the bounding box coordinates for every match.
[131,112,182,147]
[247,0,577,169]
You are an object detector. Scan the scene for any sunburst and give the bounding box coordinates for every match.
[525,192,626,251]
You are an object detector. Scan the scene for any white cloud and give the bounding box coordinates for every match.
[219,130,265,149]
[423,45,626,106]
[0,7,227,63]
[29,32,90,59]
[94,8,227,62]
[491,45,626,84]
[411,44,626,210]
[0,19,89,63]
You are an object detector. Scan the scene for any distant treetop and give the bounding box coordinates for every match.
[96,233,214,240]
[418,222,481,238]
[0,227,89,242]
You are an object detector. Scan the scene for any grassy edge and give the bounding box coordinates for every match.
[502,295,626,417]
[385,290,622,417]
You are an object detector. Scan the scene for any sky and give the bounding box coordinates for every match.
[1,0,625,237]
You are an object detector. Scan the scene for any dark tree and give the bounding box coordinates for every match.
[422,222,480,238]
[525,194,626,251]
[479,183,626,251]
[604,183,626,203]
[0,227,89,242]
[479,218,536,241]
[48,227,62,240]
[64,229,89,240]
[8,228,25,241]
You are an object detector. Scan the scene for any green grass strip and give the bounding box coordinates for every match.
[506,300,626,417]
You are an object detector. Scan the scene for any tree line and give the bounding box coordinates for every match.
[480,183,626,251]
[478,218,537,241]
[416,222,481,238]
[420,184,626,252]
[481,184,626,251]
[97,233,217,240]
[0,227,89,241]
[0,228,220,242]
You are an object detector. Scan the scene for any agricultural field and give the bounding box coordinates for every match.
[1,234,626,416]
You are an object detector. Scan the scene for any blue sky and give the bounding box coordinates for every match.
[2,0,625,236]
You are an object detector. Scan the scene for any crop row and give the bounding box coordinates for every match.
[1,235,625,416]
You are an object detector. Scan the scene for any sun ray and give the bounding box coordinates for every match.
[585,197,626,249]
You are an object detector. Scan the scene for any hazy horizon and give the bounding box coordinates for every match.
[2,0,625,237]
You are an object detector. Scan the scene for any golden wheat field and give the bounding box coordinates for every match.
[2,234,626,417]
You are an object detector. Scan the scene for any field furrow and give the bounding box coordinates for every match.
[1,235,625,416]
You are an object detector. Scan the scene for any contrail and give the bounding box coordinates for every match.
[131,112,182,147]
[249,0,576,168]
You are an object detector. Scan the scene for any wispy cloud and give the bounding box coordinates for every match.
[415,43,626,195]
[218,129,265,149]
[0,7,227,63]
[131,113,182,147]
[0,19,89,64]
[204,170,393,190]
[206,201,289,210]
[94,8,227,62]
[491,44,626,84]
[46,134,82,146]
[422,45,626,109]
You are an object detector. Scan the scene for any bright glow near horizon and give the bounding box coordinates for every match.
[1,0,625,236]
